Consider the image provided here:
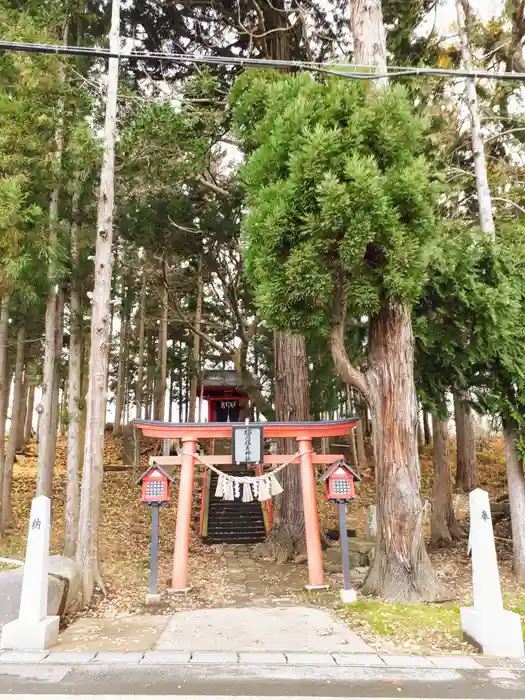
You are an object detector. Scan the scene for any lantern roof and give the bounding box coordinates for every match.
[319,460,361,483]
[135,463,174,486]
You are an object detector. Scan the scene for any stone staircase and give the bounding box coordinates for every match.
[204,468,267,545]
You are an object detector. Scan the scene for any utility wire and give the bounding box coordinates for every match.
[1,39,525,82]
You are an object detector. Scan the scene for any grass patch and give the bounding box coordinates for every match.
[504,594,525,633]
[338,599,471,654]
[0,531,26,563]
[343,600,460,637]
[338,596,525,654]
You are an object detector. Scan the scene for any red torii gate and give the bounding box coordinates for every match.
[135,418,358,592]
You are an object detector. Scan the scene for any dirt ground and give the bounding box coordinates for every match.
[2,432,524,655]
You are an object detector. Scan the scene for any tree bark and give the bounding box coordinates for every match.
[2,326,25,530]
[351,0,388,88]
[160,259,169,421]
[48,284,65,475]
[24,382,35,446]
[38,283,59,495]
[359,298,444,601]
[59,376,68,437]
[254,331,310,563]
[76,0,120,605]
[353,392,368,470]
[145,330,153,420]
[178,342,184,421]
[455,0,495,239]
[65,192,83,558]
[135,267,146,421]
[113,267,128,436]
[423,411,432,445]
[453,390,478,492]
[431,411,463,548]
[188,258,203,422]
[347,385,362,469]
[502,416,525,584]
[16,376,28,452]
[0,293,10,532]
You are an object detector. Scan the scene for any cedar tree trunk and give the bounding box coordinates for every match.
[154,260,168,421]
[254,331,310,562]
[135,268,146,420]
[76,0,120,604]
[48,284,65,473]
[65,195,83,557]
[332,297,444,601]
[188,258,203,422]
[16,376,28,452]
[363,299,443,601]
[453,390,478,492]
[24,382,35,446]
[113,278,128,436]
[0,293,9,532]
[423,411,432,445]
[418,419,425,449]
[430,411,463,548]
[456,0,495,239]
[502,416,525,584]
[2,326,25,529]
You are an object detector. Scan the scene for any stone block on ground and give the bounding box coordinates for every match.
[1,615,59,651]
[348,538,375,555]
[325,547,360,568]
[350,567,369,585]
[48,556,81,614]
[294,554,308,565]
[0,568,67,633]
[324,562,342,574]
[460,607,524,657]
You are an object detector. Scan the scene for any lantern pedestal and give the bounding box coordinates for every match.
[145,593,162,606]
[340,588,357,604]
[167,586,192,595]
[305,583,330,591]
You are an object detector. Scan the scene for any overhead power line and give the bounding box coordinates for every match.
[1,39,525,82]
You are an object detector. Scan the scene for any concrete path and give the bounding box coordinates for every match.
[156,606,372,653]
[54,615,169,652]
[55,606,372,654]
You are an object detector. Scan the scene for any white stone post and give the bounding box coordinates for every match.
[1,496,59,650]
[460,488,524,657]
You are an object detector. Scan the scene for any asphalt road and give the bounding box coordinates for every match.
[1,662,525,698]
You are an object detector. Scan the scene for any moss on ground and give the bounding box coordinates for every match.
[342,600,460,638]
[338,597,525,654]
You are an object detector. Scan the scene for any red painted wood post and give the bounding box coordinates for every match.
[298,437,327,589]
[170,435,197,592]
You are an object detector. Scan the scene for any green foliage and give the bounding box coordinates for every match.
[415,224,525,438]
[230,71,440,334]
